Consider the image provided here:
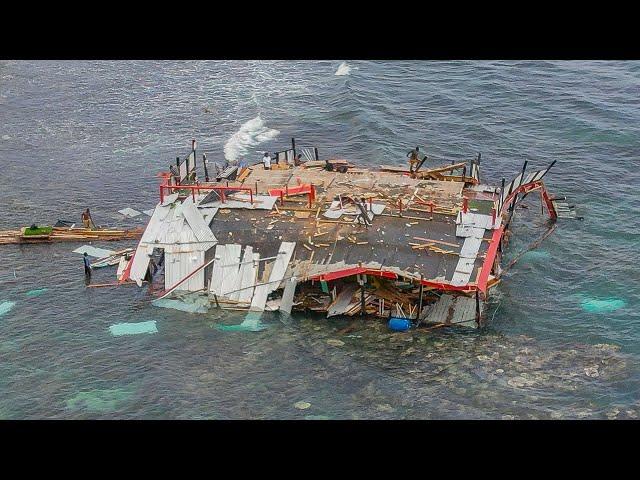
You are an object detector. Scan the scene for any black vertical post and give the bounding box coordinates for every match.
[314,147,319,161]
[203,154,210,182]
[192,139,197,174]
[176,157,180,185]
[291,138,296,158]
[477,152,481,164]
[519,160,528,188]
[462,165,466,181]
[475,290,481,326]
[360,281,366,317]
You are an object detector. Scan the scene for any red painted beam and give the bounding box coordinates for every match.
[310,266,476,292]
[476,225,504,294]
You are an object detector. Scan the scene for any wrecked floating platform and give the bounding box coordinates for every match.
[116,139,561,330]
[0,226,143,245]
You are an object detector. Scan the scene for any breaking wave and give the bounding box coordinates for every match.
[335,61,352,76]
[223,116,280,163]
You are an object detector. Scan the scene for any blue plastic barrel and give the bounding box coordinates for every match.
[388,317,411,331]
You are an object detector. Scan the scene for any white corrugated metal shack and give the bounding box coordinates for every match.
[128,195,217,291]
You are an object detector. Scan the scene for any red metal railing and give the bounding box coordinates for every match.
[159,183,254,205]
[268,183,316,207]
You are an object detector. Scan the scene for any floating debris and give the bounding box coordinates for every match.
[0,301,16,317]
[580,297,626,314]
[25,288,48,297]
[118,208,142,218]
[294,401,311,410]
[72,245,116,258]
[109,320,158,336]
[152,298,208,314]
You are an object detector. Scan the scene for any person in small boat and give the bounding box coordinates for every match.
[262,152,272,170]
[83,253,92,277]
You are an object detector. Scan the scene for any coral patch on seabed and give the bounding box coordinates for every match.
[65,388,133,413]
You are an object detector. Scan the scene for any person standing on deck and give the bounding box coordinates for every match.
[83,253,92,278]
[81,208,95,229]
[407,146,421,172]
[262,152,272,170]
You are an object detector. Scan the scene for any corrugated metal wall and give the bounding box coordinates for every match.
[165,251,205,292]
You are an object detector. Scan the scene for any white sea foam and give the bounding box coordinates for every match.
[335,61,352,76]
[223,116,280,163]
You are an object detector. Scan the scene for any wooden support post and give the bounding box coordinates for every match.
[314,147,319,161]
[291,137,296,158]
[475,290,481,326]
[463,197,468,213]
[213,294,220,308]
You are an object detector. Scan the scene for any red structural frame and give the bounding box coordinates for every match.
[268,183,316,208]
[310,180,557,296]
[159,183,254,205]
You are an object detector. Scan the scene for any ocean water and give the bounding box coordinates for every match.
[0,60,639,419]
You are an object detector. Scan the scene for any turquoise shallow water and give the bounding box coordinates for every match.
[0,60,639,419]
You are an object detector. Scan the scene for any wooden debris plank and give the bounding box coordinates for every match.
[412,237,460,248]
[424,294,455,324]
[327,283,359,317]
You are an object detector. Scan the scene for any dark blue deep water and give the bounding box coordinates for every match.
[1,60,639,419]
